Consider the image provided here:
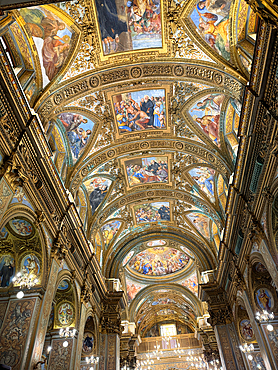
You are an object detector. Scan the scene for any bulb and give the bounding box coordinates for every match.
[47,346,52,353]
[90,368,94,370]
[17,291,24,299]
[63,340,69,348]
[247,355,253,361]
[267,324,274,331]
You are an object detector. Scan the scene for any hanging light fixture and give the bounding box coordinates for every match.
[86,356,100,365]
[13,272,39,298]
[255,310,274,323]
[239,343,254,353]
[59,327,76,338]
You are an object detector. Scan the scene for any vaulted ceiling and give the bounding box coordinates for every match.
[2,0,258,332]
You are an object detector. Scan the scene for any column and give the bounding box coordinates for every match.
[208,306,246,370]
[0,257,60,370]
[241,290,277,370]
[29,258,60,369]
[99,292,124,370]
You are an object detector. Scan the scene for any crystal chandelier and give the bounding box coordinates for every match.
[12,272,38,298]
[174,341,184,358]
[255,310,275,331]
[86,356,99,365]
[153,344,162,360]
[207,359,222,370]
[239,343,254,353]
[59,327,76,338]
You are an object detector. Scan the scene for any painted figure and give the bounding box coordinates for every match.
[0,256,14,287]
[19,7,72,82]
[256,289,272,311]
[113,89,166,133]
[58,303,73,325]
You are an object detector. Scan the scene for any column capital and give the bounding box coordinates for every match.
[100,292,124,335]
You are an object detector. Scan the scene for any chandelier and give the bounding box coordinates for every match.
[207,359,222,370]
[185,352,206,368]
[86,356,99,365]
[153,344,162,360]
[255,310,274,331]
[239,343,254,353]
[12,272,38,298]
[59,327,76,338]
[174,342,184,358]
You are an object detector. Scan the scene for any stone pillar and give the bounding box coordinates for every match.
[47,333,75,370]
[120,333,138,369]
[241,290,278,370]
[29,258,60,369]
[208,305,246,370]
[0,295,40,370]
[99,292,124,370]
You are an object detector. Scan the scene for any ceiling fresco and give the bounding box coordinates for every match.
[2,0,257,334]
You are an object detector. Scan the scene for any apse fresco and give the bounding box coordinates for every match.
[113,89,166,133]
[83,177,112,215]
[147,240,166,247]
[186,213,210,238]
[95,0,162,55]
[128,247,189,275]
[134,202,170,223]
[122,250,134,266]
[180,272,198,295]
[188,167,215,201]
[126,278,145,302]
[190,0,231,60]
[189,94,225,146]
[19,7,74,87]
[125,156,169,186]
[0,255,14,287]
[152,297,175,305]
[100,221,121,248]
[58,113,95,162]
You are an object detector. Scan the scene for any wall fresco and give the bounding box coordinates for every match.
[83,177,112,215]
[101,220,121,248]
[134,202,170,223]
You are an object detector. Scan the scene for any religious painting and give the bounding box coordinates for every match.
[255,287,274,312]
[124,156,169,187]
[58,113,95,162]
[254,263,267,273]
[58,280,69,290]
[57,302,74,326]
[112,89,166,133]
[128,247,189,276]
[186,213,210,238]
[180,272,198,295]
[0,227,8,239]
[19,7,74,87]
[147,240,166,247]
[145,323,160,337]
[189,94,225,146]
[190,0,231,60]
[134,202,171,223]
[0,255,14,287]
[95,0,162,56]
[83,177,112,215]
[126,278,145,302]
[122,250,134,266]
[101,221,121,248]
[240,319,255,341]
[21,254,40,281]
[9,218,33,236]
[82,332,94,354]
[188,167,215,201]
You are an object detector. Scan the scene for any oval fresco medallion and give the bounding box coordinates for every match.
[9,219,33,237]
[57,302,74,326]
[255,287,274,312]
